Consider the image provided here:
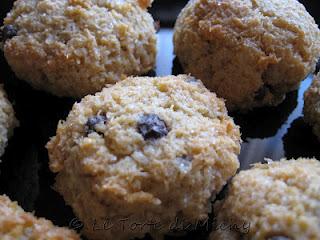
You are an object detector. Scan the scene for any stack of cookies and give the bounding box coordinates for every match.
[0,0,320,239]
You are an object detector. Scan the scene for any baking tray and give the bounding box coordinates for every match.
[0,1,319,240]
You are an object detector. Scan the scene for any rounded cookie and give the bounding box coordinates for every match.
[0,194,80,239]
[46,75,241,240]
[210,158,320,240]
[304,73,320,140]
[174,0,320,111]
[2,0,157,97]
[0,85,18,157]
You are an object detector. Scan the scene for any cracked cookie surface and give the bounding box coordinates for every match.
[47,75,241,240]
[174,0,320,111]
[210,158,320,240]
[2,0,157,97]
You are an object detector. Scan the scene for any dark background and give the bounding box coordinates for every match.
[0,1,319,240]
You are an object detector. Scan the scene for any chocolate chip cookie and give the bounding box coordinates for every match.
[47,75,241,240]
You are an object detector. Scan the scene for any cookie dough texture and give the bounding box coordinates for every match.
[304,73,320,140]
[0,195,80,239]
[174,0,320,111]
[0,85,17,157]
[47,75,241,240]
[210,158,320,240]
[3,0,157,97]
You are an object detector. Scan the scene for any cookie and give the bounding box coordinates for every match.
[209,158,320,240]
[174,0,320,111]
[2,0,157,97]
[304,73,320,140]
[0,195,80,239]
[46,75,241,240]
[0,85,18,157]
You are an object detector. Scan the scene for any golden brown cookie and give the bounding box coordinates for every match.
[47,75,241,240]
[0,195,80,239]
[210,158,320,240]
[174,0,320,111]
[2,0,157,97]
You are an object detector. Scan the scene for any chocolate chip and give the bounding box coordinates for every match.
[137,114,168,140]
[85,115,107,135]
[178,155,192,162]
[267,236,291,240]
[1,25,17,42]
